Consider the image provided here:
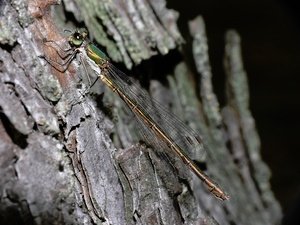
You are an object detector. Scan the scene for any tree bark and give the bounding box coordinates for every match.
[0,0,281,224]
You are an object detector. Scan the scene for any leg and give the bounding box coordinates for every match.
[43,38,74,59]
[39,49,79,73]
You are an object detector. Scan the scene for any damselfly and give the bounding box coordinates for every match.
[45,28,229,201]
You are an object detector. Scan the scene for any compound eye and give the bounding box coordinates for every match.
[74,32,81,40]
[70,32,83,46]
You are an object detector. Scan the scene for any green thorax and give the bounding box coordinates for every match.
[86,44,109,65]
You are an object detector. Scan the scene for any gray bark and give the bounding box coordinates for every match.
[0,0,281,224]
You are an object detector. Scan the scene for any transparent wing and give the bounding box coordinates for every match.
[107,63,204,161]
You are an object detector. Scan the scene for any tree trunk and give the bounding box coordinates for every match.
[0,0,281,224]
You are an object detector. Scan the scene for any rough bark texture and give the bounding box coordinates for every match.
[0,0,281,224]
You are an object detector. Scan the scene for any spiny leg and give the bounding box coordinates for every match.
[39,49,79,73]
[42,38,74,59]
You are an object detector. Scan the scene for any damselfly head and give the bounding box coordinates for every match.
[68,28,88,47]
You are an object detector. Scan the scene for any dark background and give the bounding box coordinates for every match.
[167,0,300,224]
